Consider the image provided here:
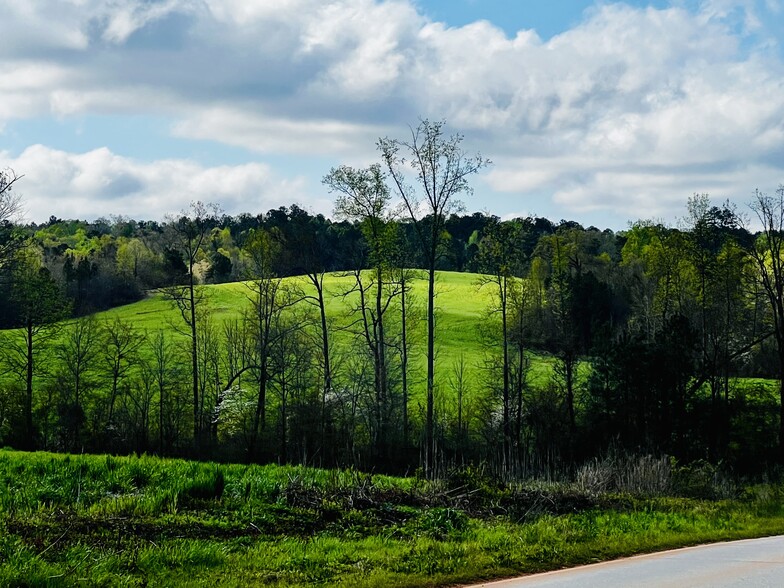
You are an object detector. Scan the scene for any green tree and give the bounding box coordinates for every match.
[1,246,69,448]
[683,195,753,457]
[116,237,158,286]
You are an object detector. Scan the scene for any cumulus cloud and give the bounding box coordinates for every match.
[172,108,389,156]
[1,0,783,225]
[2,145,313,222]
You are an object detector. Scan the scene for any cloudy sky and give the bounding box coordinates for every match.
[1,0,783,228]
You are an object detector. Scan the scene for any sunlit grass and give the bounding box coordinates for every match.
[92,271,558,407]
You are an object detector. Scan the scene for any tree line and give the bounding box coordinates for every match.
[2,122,784,478]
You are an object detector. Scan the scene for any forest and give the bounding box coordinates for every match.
[2,123,784,480]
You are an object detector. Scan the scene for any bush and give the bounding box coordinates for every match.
[576,454,672,496]
[671,459,735,499]
[415,507,469,539]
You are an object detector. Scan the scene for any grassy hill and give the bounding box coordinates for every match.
[96,270,560,393]
[103,270,489,346]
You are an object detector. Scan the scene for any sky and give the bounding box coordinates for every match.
[1,0,783,229]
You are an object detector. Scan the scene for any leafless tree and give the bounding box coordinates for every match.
[0,169,24,269]
[379,119,488,476]
[161,201,221,444]
[748,186,784,462]
[326,163,398,460]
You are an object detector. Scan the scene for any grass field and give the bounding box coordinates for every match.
[92,270,562,398]
[104,270,493,353]
[2,450,784,586]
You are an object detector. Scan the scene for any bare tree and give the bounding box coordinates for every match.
[448,354,470,464]
[477,219,526,470]
[0,169,24,270]
[243,228,294,457]
[379,119,488,476]
[748,186,784,462]
[54,316,100,451]
[101,317,144,433]
[144,330,182,453]
[0,169,22,219]
[161,201,220,445]
[285,215,336,446]
[325,163,398,460]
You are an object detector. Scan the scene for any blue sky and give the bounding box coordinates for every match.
[1,0,783,228]
[420,0,658,38]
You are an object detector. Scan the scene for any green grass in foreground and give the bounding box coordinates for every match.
[2,450,784,587]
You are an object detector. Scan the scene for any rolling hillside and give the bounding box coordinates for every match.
[96,270,558,393]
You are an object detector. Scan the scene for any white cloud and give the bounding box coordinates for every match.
[0,0,783,226]
[2,145,311,222]
[172,107,389,156]
[101,0,188,44]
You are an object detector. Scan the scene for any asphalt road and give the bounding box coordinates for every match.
[467,535,784,587]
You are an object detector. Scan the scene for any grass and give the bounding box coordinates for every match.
[108,270,492,347]
[2,450,784,586]
[92,270,559,398]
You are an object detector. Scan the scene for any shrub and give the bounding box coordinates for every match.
[576,454,672,496]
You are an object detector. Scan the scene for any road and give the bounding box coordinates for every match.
[466,535,784,587]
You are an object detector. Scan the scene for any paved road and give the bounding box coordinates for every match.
[467,535,784,587]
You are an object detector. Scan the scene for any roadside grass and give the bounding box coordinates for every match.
[2,450,784,586]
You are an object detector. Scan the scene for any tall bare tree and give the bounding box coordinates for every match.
[477,218,526,470]
[325,163,397,460]
[0,169,23,270]
[101,317,144,434]
[379,120,488,475]
[243,228,293,456]
[162,201,220,444]
[54,316,100,450]
[748,186,784,462]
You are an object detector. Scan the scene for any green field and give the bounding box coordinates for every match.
[104,270,492,350]
[93,270,560,396]
[2,450,784,586]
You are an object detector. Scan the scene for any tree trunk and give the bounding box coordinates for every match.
[401,276,409,447]
[375,265,388,460]
[779,344,784,464]
[25,321,34,449]
[190,274,200,445]
[501,276,510,470]
[426,261,436,477]
[250,359,268,458]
